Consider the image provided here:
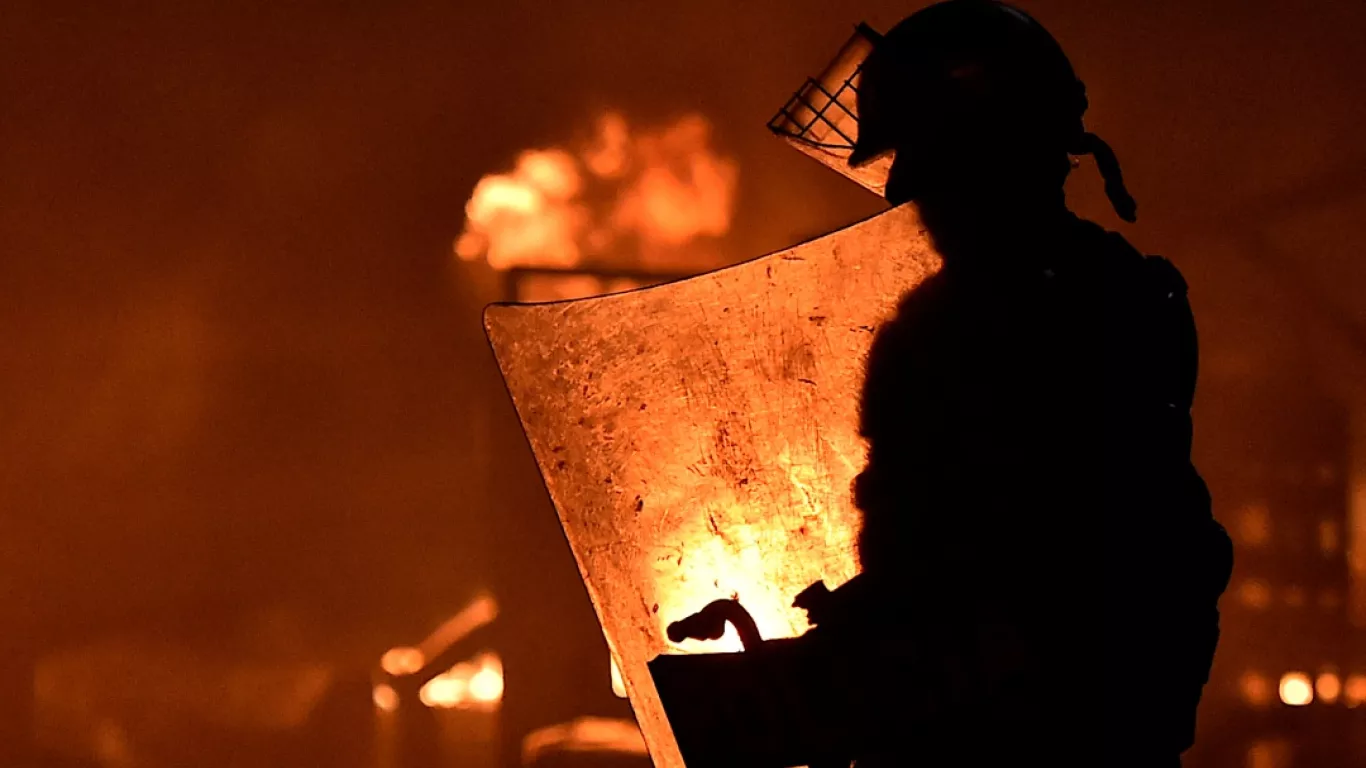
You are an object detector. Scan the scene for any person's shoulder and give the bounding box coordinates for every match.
[1071,217,1188,297]
[888,268,955,324]
[1069,216,1142,266]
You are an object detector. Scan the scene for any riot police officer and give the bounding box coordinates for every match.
[655,3,1232,766]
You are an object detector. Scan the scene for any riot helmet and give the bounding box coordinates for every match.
[851,0,1136,221]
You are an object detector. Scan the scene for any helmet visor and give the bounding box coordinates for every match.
[768,23,892,195]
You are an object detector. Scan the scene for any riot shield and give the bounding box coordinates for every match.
[484,203,940,768]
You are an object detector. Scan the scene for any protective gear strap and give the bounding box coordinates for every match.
[1073,131,1138,223]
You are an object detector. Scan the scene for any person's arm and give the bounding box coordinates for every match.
[649,628,867,768]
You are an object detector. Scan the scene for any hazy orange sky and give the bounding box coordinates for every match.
[1,0,1363,668]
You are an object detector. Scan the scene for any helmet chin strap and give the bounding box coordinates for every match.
[1071,131,1137,223]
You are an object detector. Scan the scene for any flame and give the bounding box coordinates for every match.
[372,683,400,713]
[418,652,503,711]
[1345,674,1366,707]
[418,674,467,709]
[521,717,647,765]
[583,113,630,179]
[1316,672,1342,704]
[1278,672,1313,706]
[516,274,652,304]
[379,646,425,676]
[610,115,735,253]
[455,111,737,275]
[457,150,587,271]
[416,592,498,664]
[468,660,505,703]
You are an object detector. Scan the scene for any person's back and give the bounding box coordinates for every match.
[852,211,1230,765]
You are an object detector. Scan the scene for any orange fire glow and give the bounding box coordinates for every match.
[415,592,498,665]
[1278,672,1313,706]
[652,440,863,655]
[372,683,400,713]
[1345,674,1366,707]
[654,517,847,654]
[1316,672,1342,704]
[418,652,503,711]
[379,646,425,676]
[454,111,737,275]
[521,717,647,765]
[1240,671,1273,707]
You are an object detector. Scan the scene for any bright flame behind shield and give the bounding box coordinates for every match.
[484,204,940,768]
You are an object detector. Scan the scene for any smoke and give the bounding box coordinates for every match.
[454,111,738,273]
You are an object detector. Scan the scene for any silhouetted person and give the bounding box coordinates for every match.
[652,3,1232,767]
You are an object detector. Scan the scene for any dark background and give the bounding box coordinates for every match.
[3,1,1365,766]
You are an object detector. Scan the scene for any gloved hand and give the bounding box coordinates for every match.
[668,598,764,650]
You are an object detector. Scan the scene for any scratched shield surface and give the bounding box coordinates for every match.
[484,203,940,768]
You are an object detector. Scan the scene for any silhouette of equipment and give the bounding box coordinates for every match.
[666,599,764,650]
[650,579,879,768]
